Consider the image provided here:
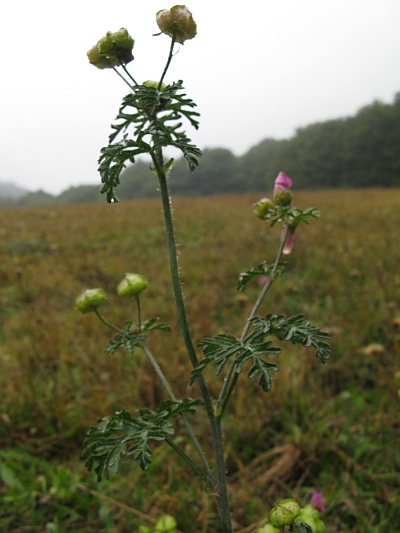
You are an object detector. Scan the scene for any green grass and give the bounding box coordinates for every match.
[0,189,399,532]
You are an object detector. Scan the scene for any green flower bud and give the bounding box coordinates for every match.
[268,499,301,529]
[273,187,292,207]
[117,273,148,298]
[76,288,107,314]
[156,5,197,44]
[298,505,326,533]
[143,80,167,91]
[155,514,177,532]
[254,198,275,219]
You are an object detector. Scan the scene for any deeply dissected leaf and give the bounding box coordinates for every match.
[98,81,202,201]
[83,398,203,481]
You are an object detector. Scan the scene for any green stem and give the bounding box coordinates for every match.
[164,437,210,486]
[112,67,134,90]
[218,225,290,414]
[120,63,138,86]
[141,343,216,489]
[94,309,125,334]
[159,38,175,90]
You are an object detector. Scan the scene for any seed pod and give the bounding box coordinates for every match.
[155,514,177,532]
[268,499,301,528]
[76,288,107,314]
[254,197,275,218]
[117,273,148,298]
[156,5,197,44]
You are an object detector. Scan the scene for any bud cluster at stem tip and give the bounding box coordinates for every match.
[87,28,134,69]
[156,5,197,44]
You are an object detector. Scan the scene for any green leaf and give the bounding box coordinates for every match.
[98,81,202,202]
[83,398,203,481]
[251,313,331,363]
[192,333,281,393]
[237,261,288,291]
[294,520,314,533]
[105,318,170,355]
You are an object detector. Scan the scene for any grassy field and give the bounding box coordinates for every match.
[0,188,399,532]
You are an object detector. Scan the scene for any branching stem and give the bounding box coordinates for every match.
[217,225,290,414]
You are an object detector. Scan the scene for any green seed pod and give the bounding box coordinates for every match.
[156,5,197,44]
[254,198,275,219]
[268,499,301,528]
[76,288,107,314]
[155,514,177,532]
[87,45,119,69]
[273,187,292,207]
[117,273,148,298]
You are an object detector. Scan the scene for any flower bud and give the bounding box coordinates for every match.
[268,499,301,529]
[117,273,148,298]
[274,171,292,192]
[155,514,177,532]
[273,187,292,207]
[76,288,107,314]
[254,198,275,219]
[298,504,326,533]
[156,5,197,44]
[143,80,167,91]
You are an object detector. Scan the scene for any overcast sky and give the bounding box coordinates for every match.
[0,0,399,195]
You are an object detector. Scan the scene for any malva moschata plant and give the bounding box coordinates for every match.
[77,6,331,533]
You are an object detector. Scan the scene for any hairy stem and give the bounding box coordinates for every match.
[155,166,233,533]
[141,343,216,489]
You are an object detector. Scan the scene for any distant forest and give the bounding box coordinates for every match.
[3,93,400,207]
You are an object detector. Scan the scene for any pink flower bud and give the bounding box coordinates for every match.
[156,5,197,44]
[274,171,292,192]
[310,490,327,513]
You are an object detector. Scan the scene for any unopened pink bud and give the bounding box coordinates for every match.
[274,171,292,192]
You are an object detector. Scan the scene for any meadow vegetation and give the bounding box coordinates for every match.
[0,188,399,532]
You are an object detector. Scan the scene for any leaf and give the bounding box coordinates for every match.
[105,318,170,355]
[237,261,288,291]
[192,333,281,393]
[251,313,331,363]
[98,81,202,202]
[83,397,204,481]
[294,520,314,533]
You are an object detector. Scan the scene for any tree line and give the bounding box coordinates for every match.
[2,92,399,207]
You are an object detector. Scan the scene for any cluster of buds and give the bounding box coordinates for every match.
[87,28,134,69]
[260,493,327,533]
[254,171,293,219]
[156,5,197,44]
[254,172,297,254]
[76,273,148,314]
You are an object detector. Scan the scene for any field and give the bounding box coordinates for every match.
[0,188,399,532]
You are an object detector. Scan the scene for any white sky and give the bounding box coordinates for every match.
[0,0,399,195]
